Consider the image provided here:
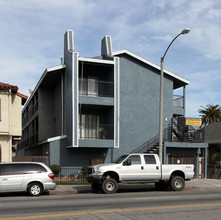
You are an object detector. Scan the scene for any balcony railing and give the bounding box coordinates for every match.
[79,78,114,98]
[173,95,184,108]
[172,116,204,143]
[78,123,114,140]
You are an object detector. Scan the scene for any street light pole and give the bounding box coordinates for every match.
[159,28,190,164]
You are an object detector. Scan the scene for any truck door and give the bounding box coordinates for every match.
[120,155,145,181]
[143,155,161,181]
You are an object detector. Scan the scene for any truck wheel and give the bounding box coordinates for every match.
[91,183,101,193]
[102,178,118,194]
[170,176,185,191]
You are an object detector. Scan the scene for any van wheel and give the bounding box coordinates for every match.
[28,183,43,196]
[102,178,118,194]
[170,176,185,191]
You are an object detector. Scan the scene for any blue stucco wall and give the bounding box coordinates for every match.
[56,53,178,166]
[49,136,113,166]
[112,54,174,160]
[53,33,183,167]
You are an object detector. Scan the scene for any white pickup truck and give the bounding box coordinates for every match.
[87,153,195,194]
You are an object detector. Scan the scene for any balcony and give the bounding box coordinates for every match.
[78,123,114,140]
[79,78,114,98]
[172,116,204,143]
[173,95,184,108]
[173,95,184,115]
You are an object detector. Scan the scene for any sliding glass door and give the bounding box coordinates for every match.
[79,114,100,139]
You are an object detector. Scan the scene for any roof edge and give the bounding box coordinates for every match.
[16,92,28,105]
[23,64,66,110]
[113,49,190,85]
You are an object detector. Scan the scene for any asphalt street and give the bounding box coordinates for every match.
[52,178,221,195]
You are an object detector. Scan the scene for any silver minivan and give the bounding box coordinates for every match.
[0,162,56,196]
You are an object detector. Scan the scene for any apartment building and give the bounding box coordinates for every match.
[0,83,27,162]
[18,30,207,177]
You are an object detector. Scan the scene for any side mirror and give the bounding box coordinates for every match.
[123,159,131,166]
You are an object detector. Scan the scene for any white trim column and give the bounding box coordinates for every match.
[114,57,120,148]
[72,52,79,147]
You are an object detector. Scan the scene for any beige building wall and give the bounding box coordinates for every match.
[0,90,22,162]
[0,136,12,162]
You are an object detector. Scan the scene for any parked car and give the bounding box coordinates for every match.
[0,162,56,196]
[87,153,195,194]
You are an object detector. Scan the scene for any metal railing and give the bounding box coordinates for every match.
[54,167,88,184]
[79,78,114,98]
[207,165,221,179]
[78,124,114,140]
[131,127,172,153]
[173,95,184,108]
[172,116,204,143]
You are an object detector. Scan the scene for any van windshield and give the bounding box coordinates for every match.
[114,155,128,164]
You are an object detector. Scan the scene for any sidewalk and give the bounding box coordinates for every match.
[185,178,221,190]
[51,179,221,195]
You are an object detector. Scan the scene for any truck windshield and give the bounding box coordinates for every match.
[114,155,128,164]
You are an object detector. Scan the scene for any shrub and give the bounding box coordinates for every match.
[49,164,61,177]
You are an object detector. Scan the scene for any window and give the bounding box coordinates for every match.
[88,77,98,96]
[24,164,47,174]
[0,163,47,176]
[126,155,141,165]
[144,155,156,164]
[0,164,24,175]
[79,77,98,96]
[79,114,100,139]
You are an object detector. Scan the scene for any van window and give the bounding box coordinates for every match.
[24,164,47,174]
[0,164,24,175]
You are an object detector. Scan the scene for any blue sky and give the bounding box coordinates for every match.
[1,0,221,118]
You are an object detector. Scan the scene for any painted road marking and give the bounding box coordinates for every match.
[135,196,180,200]
[1,203,221,220]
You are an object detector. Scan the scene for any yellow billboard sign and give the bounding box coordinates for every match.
[185,118,202,126]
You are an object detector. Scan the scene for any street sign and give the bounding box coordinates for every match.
[185,118,202,126]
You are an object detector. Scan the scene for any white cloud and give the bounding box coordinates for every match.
[0,0,221,118]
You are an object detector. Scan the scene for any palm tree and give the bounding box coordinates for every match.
[198,104,221,125]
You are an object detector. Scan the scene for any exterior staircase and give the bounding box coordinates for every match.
[131,116,204,154]
[130,127,171,154]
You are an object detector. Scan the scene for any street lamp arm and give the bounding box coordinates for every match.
[162,33,182,61]
[162,28,190,61]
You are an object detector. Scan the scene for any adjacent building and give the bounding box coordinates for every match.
[17,30,207,177]
[203,122,221,178]
[0,82,27,162]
